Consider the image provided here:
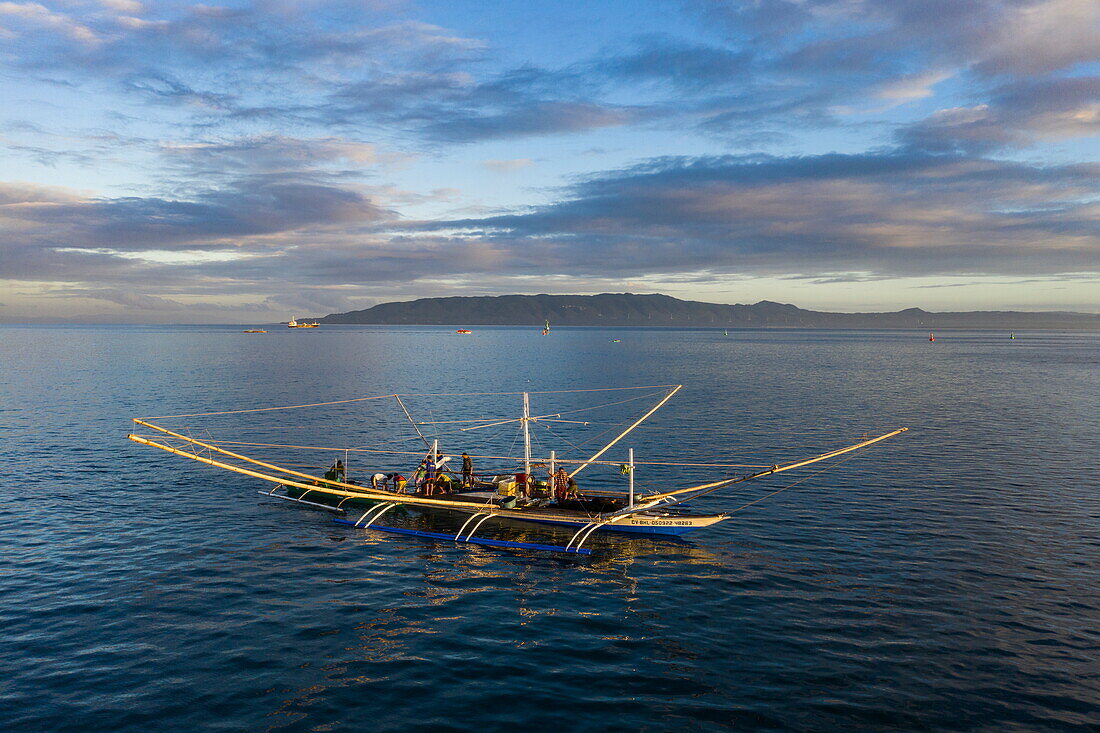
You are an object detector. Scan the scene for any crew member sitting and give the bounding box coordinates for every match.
[324,459,346,484]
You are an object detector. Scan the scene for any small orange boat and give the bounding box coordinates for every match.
[456,329,472,334]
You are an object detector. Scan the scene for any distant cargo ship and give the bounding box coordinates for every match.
[287,318,319,328]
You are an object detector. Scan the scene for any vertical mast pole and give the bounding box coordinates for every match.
[628,447,635,508]
[522,392,531,479]
[430,439,438,494]
[549,450,556,499]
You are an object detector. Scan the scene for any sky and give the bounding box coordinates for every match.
[0,0,1098,323]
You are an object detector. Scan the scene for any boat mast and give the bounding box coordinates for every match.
[522,392,532,478]
[628,447,635,508]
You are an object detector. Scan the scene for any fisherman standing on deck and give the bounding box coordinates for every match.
[413,458,427,491]
[461,452,473,488]
[423,453,437,495]
[552,467,577,503]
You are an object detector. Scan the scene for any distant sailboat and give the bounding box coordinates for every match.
[929,332,935,342]
[723,329,728,336]
[541,319,551,336]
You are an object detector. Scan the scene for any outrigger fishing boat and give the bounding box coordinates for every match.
[127,386,906,555]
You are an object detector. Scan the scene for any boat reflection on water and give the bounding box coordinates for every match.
[329,504,732,568]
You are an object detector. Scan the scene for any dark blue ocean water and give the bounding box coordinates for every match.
[1,325,1098,731]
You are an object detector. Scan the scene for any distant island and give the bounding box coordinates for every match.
[318,293,1100,329]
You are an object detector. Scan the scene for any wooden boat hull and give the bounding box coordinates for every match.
[284,485,725,536]
[504,512,727,536]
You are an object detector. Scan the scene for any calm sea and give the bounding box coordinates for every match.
[1,325,1097,731]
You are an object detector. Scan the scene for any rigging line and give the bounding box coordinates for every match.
[571,384,682,479]
[143,393,397,419]
[141,385,681,420]
[647,428,908,503]
[723,451,864,515]
[439,391,665,430]
[537,390,669,419]
[394,394,432,450]
[538,421,587,458]
[539,423,778,466]
[398,384,679,397]
[130,434,647,467]
[504,423,520,462]
[563,420,626,452]
[130,434,771,467]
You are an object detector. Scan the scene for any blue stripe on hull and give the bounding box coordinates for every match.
[332,517,592,554]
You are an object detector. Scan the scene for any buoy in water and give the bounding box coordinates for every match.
[929,332,935,342]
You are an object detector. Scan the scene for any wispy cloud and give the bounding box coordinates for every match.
[1,0,1099,320]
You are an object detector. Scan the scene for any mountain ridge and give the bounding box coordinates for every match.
[318,293,1100,329]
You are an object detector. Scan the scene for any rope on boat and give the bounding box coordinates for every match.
[569,386,682,479]
[151,436,773,468]
[394,394,432,450]
[415,390,667,425]
[141,385,680,419]
[722,450,865,515]
[644,428,908,502]
[144,393,398,419]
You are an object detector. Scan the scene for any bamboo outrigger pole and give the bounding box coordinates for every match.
[133,418,355,488]
[563,427,909,548]
[569,384,682,479]
[127,432,493,511]
[643,427,909,504]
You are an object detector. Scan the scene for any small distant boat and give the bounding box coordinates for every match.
[929,332,935,342]
[456,329,472,334]
[287,318,319,328]
[1010,333,1016,340]
[541,319,551,336]
[243,329,267,333]
[611,339,621,343]
[724,329,728,336]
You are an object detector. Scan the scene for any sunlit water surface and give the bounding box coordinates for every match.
[1,325,1097,731]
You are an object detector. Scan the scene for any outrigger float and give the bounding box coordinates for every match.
[127,386,906,555]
